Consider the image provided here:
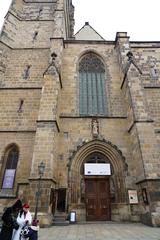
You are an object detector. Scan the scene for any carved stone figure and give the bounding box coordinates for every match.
[92,118,99,137]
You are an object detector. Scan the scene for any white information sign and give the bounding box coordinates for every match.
[128,190,138,204]
[84,163,111,176]
[70,211,76,223]
[2,169,16,189]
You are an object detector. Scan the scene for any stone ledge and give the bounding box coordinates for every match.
[31,212,53,228]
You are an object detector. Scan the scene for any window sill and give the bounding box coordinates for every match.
[0,189,16,198]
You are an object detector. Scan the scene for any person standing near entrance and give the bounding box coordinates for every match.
[12,203,32,240]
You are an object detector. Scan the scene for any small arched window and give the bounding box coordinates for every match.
[2,145,19,189]
[79,53,107,116]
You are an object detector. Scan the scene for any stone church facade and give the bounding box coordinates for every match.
[0,0,160,226]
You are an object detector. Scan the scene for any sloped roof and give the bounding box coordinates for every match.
[75,22,105,41]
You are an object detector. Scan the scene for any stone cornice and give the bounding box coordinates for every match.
[0,130,36,133]
[59,115,127,119]
[144,85,160,88]
[23,0,56,3]
[136,178,160,184]
[0,87,42,90]
[29,177,56,183]
[64,40,115,45]
[36,120,60,132]
[7,10,54,22]
[128,119,154,133]
[0,40,12,49]
[0,40,50,50]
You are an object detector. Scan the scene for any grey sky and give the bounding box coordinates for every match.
[0,0,160,41]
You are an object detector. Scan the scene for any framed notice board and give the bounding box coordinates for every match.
[128,190,138,204]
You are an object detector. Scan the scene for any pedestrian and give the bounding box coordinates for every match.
[21,219,39,240]
[12,203,32,240]
[0,199,22,240]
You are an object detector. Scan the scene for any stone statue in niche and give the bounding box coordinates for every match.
[92,118,99,138]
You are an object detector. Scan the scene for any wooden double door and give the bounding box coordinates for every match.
[85,178,110,221]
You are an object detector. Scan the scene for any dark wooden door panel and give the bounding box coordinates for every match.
[97,179,110,220]
[85,178,110,221]
[85,180,97,220]
[86,198,97,220]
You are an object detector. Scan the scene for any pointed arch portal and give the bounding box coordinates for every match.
[68,140,127,221]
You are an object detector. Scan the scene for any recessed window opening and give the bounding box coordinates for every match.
[79,53,107,116]
[2,145,19,189]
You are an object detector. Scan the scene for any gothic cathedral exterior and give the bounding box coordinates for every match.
[0,0,160,227]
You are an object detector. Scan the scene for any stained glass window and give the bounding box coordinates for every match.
[79,53,107,116]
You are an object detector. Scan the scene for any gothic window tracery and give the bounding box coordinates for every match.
[79,53,105,73]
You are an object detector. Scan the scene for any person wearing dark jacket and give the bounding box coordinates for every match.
[0,199,22,240]
[22,219,39,240]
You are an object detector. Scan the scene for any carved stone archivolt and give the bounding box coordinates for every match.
[68,139,128,206]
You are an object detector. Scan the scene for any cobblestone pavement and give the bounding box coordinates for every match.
[39,223,160,240]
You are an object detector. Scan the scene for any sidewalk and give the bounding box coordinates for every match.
[39,223,160,240]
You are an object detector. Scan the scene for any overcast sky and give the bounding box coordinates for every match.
[0,0,160,41]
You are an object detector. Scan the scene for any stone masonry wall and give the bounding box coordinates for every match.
[1,13,54,48]
[3,49,49,88]
[0,42,9,82]
[0,89,41,130]
[0,0,56,48]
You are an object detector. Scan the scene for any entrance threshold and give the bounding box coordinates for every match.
[78,221,114,225]
[77,221,137,225]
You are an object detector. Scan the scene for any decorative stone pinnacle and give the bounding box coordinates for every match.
[125,51,142,75]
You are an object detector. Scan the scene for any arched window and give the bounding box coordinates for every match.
[79,53,107,116]
[2,145,19,189]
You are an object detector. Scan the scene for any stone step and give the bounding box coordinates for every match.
[54,214,67,218]
[53,212,69,226]
[54,215,66,220]
[54,212,66,216]
[53,220,69,226]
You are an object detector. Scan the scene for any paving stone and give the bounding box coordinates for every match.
[39,223,160,240]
